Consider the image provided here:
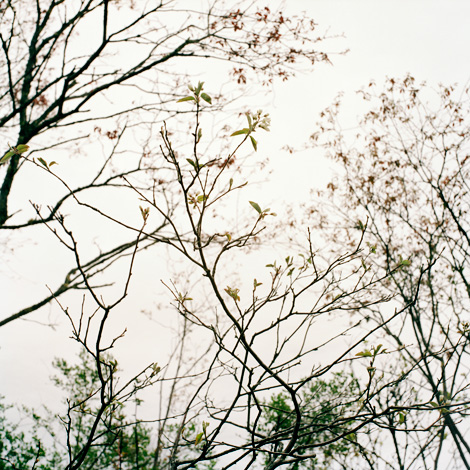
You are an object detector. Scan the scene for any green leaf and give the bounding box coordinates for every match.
[0,150,15,164]
[177,96,196,103]
[1,144,30,164]
[201,93,212,104]
[37,157,48,168]
[197,128,202,143]
[195,432,204,446]
[399,412,406,424]
[195,81,204,95]
[250,135,258,151]
[355,350,372,357]
[16,144,29,154]
[187,158,197,169]
[231,128,250,136]
[249,201,262,214]
[225,286,240,302]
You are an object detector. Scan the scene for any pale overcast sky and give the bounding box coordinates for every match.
[264,0,470,204]
[2,0,470,411]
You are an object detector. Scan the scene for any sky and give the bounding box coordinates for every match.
[263,0,470,205]
[2,0,470,416]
